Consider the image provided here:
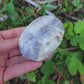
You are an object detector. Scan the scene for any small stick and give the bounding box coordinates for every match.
[58,47,79,51]
[57,72,62,84]
[1,0,7,13]
[15,10,29,15]
[65,14,82,21]
[53,66,64,79]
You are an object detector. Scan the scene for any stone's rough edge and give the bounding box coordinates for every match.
[19,15,64,61]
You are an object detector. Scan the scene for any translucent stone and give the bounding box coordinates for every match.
[19,15,64,61]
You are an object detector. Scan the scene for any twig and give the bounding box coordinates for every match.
[1,0,7,13]
[58,47,79,51]
[15,10,29,15]
[53,66,65,80]
[57,72,62,84]
[65,14,82,21]
[69,79,73,84]
[53,66,59,73]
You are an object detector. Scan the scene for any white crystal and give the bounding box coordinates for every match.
[19,15,64,61]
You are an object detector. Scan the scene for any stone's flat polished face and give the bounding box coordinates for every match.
[19,15,64,61]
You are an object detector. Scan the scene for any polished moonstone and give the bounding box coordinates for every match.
[19,15,64,61]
